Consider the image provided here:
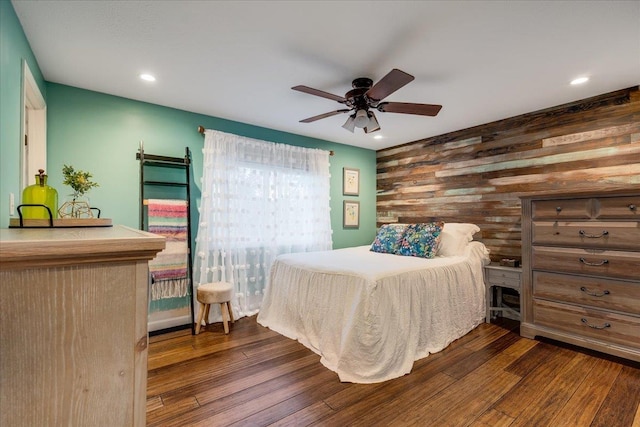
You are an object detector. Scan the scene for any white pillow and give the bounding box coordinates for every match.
[437,223,480,257]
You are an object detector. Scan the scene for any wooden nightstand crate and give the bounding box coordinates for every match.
[484,263,522,323]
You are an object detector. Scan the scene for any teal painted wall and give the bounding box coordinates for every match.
[46,83,377,249]
[0,0,46,227]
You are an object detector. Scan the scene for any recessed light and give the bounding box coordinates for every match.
[373,135,385,140]
[140,73,156,82]
[570,76,589,85]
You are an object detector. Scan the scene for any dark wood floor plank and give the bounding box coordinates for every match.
[240,335,306,361]
[503,340,559,377]
[546,357,622,426]
[146,395,200,426]
[147,334,304,397]
[349,336,534,427]
[152,348,317,421]
[461,322,513,352]
[320,372,456,427]
[267,401,335,427]
[467,408,515,427]
[165,367,338,427]
[199,360,337,422]
[508,352,600,427]
[442,331,521,379]
[424,339,539,426]
[491,345,577,418]
[401,339,534,426]
[228,373,348,426]
[147,346,251,396]
[148,322,280,370]
[147,361,329,427]
[194,352,320,404]
[591,365,640,427]
[439,373,522,427]
[149,328,189,344]
[146,395,163,413]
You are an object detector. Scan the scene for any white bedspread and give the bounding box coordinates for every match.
[257,242,490,383]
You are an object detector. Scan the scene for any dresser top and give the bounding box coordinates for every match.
[485,262,523,273]
[520,189,639,201]
[0,225,165,268]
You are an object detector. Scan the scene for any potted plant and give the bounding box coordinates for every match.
[58,164,99,219]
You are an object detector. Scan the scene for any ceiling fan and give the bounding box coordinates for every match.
[292,69,442,134]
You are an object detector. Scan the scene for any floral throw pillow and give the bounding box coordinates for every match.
[395,222,445,258]
[370,224,408,254]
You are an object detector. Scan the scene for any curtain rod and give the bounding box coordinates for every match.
[197,125,334,156]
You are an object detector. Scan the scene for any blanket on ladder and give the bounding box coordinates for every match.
[147,199,189,300]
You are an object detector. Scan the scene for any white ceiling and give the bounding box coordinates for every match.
[12,1,640,151]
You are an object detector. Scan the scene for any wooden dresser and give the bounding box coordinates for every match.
[0,225,164,427]
[520,191,640,362]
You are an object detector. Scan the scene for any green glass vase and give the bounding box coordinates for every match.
[21,169,58,219]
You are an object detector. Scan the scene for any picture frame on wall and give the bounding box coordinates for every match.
[343,200,360,229]
[343,167,360,196]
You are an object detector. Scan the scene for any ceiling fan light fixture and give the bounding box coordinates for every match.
[342,115,356,132]
[364,111,380,134]
[353,109,369,128]
[293,68,443,133]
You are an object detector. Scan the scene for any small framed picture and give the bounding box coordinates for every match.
[343,200,360,229]
[343,167,360,196]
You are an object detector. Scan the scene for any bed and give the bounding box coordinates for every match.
[257,222,491,383]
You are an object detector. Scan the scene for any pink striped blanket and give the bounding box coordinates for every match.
[148,199,189,300]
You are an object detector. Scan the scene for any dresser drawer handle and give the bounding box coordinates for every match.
[630,204,637,211]
[555,206,562,213]
[578,230,609,238]
[581,318,611,330]
[579,286,610,297]
[579,257,609,267]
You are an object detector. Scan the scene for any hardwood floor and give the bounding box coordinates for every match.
[147,316,640,426]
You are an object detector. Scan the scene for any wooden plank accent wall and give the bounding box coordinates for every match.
[376,86,640,262]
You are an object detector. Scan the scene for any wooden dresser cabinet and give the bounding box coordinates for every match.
[0,226,164,427]
[520,191,640,362]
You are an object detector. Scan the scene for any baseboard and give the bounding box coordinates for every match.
[148,314,191,333]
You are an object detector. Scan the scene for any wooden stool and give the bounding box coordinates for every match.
[195,282,234,334]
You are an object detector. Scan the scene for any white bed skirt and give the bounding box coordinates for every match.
[257,242,490,383]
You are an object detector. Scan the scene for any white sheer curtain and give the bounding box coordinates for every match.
[193,129,333,321]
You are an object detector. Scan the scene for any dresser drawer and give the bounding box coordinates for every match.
[533,271,640,314]
[595,196,640,219]
[533,299,640,348]
[486,268,521,288]
[532,221,639,250]
[532,199,591,220]
[532,246,640,280]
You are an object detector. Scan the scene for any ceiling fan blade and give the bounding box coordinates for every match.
[364,111,380,133]
[342,114,356,132]
[292,85,347,103]
[300,109,350,123]
[377,102,442,116]
[365,69,414,102]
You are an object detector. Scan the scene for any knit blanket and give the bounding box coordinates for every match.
[147,199,189,300]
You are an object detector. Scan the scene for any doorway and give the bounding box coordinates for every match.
[22,60,46,190]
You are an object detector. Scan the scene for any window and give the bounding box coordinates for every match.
[193,130,332,318]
